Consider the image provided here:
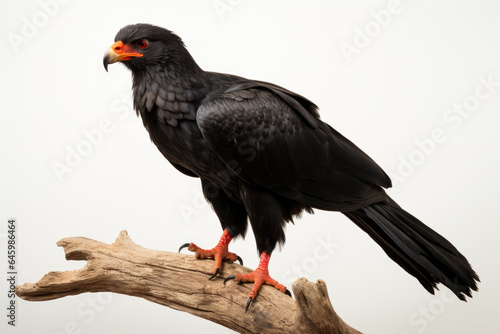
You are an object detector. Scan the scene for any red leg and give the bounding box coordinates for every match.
[178,229,242,279]
[224,252,291,311]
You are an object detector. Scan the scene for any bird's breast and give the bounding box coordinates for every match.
[142,109,241,198]
[132,74,242,199]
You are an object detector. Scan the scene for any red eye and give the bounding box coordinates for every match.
[137,39,149,49]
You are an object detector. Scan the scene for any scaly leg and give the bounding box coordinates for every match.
[178,229,243,279]
[224,252,291,312]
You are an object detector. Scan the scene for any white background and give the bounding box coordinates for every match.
[1,0,499,333]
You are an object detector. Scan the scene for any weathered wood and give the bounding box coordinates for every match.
[16,231,361,334]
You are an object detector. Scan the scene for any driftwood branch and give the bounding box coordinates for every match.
[16,231,361,334]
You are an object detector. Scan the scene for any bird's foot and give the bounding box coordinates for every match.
[178,229,242,280]
[224,252,291,312]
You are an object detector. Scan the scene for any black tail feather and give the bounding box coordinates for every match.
[344,197,479,300]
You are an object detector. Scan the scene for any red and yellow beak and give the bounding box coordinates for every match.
[103,41,143,71]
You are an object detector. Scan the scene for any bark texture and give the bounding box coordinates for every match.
[16,231,361,334]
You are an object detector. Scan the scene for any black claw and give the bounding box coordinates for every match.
[209,268,220,280]
[236,255,243,266]
[285,289,292,297]
[178,243,190,253]
[245,297,253,313]
[223,275,236,285]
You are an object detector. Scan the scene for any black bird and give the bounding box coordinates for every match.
[103,23,479,311]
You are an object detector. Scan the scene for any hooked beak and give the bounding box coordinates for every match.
[103,40,143,72]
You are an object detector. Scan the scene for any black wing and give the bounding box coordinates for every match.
[196,83,391,211]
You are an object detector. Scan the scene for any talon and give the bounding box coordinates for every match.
[178,242,190,253]
[245,297,253,313]
[223,275,236,285]
[209,268,220,280]
[177,230,243,282]
[227,252,289,312]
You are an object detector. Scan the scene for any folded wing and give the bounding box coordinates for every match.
[197,83,391,211]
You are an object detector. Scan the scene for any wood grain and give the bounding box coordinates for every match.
[16,231,361,334]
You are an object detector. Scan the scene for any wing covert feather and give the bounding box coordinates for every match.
[196,87,391,210]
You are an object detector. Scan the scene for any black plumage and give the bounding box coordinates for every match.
[104,23,479,301]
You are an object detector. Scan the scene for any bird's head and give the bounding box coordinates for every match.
[103,23,196,73]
